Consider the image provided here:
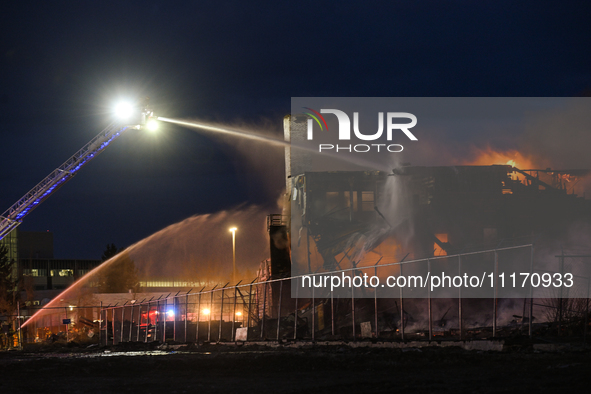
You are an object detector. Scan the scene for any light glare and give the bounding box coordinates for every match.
[146,119,158,131]
[115,102,134,120]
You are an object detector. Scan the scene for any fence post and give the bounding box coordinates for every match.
[219,288,225,342]
[261,281,267,339]
[351,274,355,340]
[144,302,149,343]
[129,304,133,342]
[185,293,189,343]
[120,305,125,344]
[174,296,178,342]
[428,259,432,341]
[196,292,201,345]
[99,301,102,346]
[312,280,315,341]
[529,245,534,338]
[208,289,214,342]
[17,302,21,349]
[374,257,382,339]
[246,283,253,341]
[458,255,462,340]
[277,280,283,341]
[232,284,239,341]
[65,307,69,344]
[154,299,159,342]
[111,308,115,346]
[493,250,498,338]
[163,299,167,344]
[558,250,564,336]
[137,303,141,342]
[374,270,378,339]
[399,262,404,341]
[294,277,299,340]
[331,283,335,337]
[585,275,590,344]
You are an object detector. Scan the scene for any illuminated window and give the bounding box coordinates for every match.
[58,269,74,277]
[24,269,40,276]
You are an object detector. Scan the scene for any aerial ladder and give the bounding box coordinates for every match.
[0,102,158,241]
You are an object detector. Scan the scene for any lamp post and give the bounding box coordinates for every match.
[229,227,237,282]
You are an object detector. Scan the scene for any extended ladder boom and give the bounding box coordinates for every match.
[0,122,129,240]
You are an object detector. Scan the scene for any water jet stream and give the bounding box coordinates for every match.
[22,206,269,329]
[158,117,391,171]
[157,117,290,148]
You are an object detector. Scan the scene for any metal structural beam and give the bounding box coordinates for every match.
[0,122,129,240]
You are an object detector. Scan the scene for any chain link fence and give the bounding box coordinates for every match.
[12,244,591,347]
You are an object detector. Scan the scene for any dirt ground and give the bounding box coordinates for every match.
[0,342,589,393]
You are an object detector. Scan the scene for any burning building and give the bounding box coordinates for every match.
[284,114,591,275]
[290,165,591,273]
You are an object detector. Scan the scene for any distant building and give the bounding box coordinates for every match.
[21,258,101,290]
[18,231,54,259]
[0,229,102,290]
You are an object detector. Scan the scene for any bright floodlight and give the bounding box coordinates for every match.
[114,102,134,120]
[202,308,211,315]
[229,227,237,233]
[146,118,158,131]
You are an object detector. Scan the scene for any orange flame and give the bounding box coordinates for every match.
[462,148,538,170]
[459,147,541,183]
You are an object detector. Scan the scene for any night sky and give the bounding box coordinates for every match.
[1,1,590,259]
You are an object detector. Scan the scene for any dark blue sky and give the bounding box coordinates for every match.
[1,1,590,259]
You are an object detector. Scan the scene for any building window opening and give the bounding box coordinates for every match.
[344,191,358,211]
[434,233,448,256]
[361,191,374,211]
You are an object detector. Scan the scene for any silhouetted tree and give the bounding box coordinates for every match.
[96,245,140,293]
[0,245,19,348]
[101,243,119,262]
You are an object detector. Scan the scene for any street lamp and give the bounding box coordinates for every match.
[229,227,237,282]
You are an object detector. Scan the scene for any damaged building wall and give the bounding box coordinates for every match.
[291,165,591,273]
